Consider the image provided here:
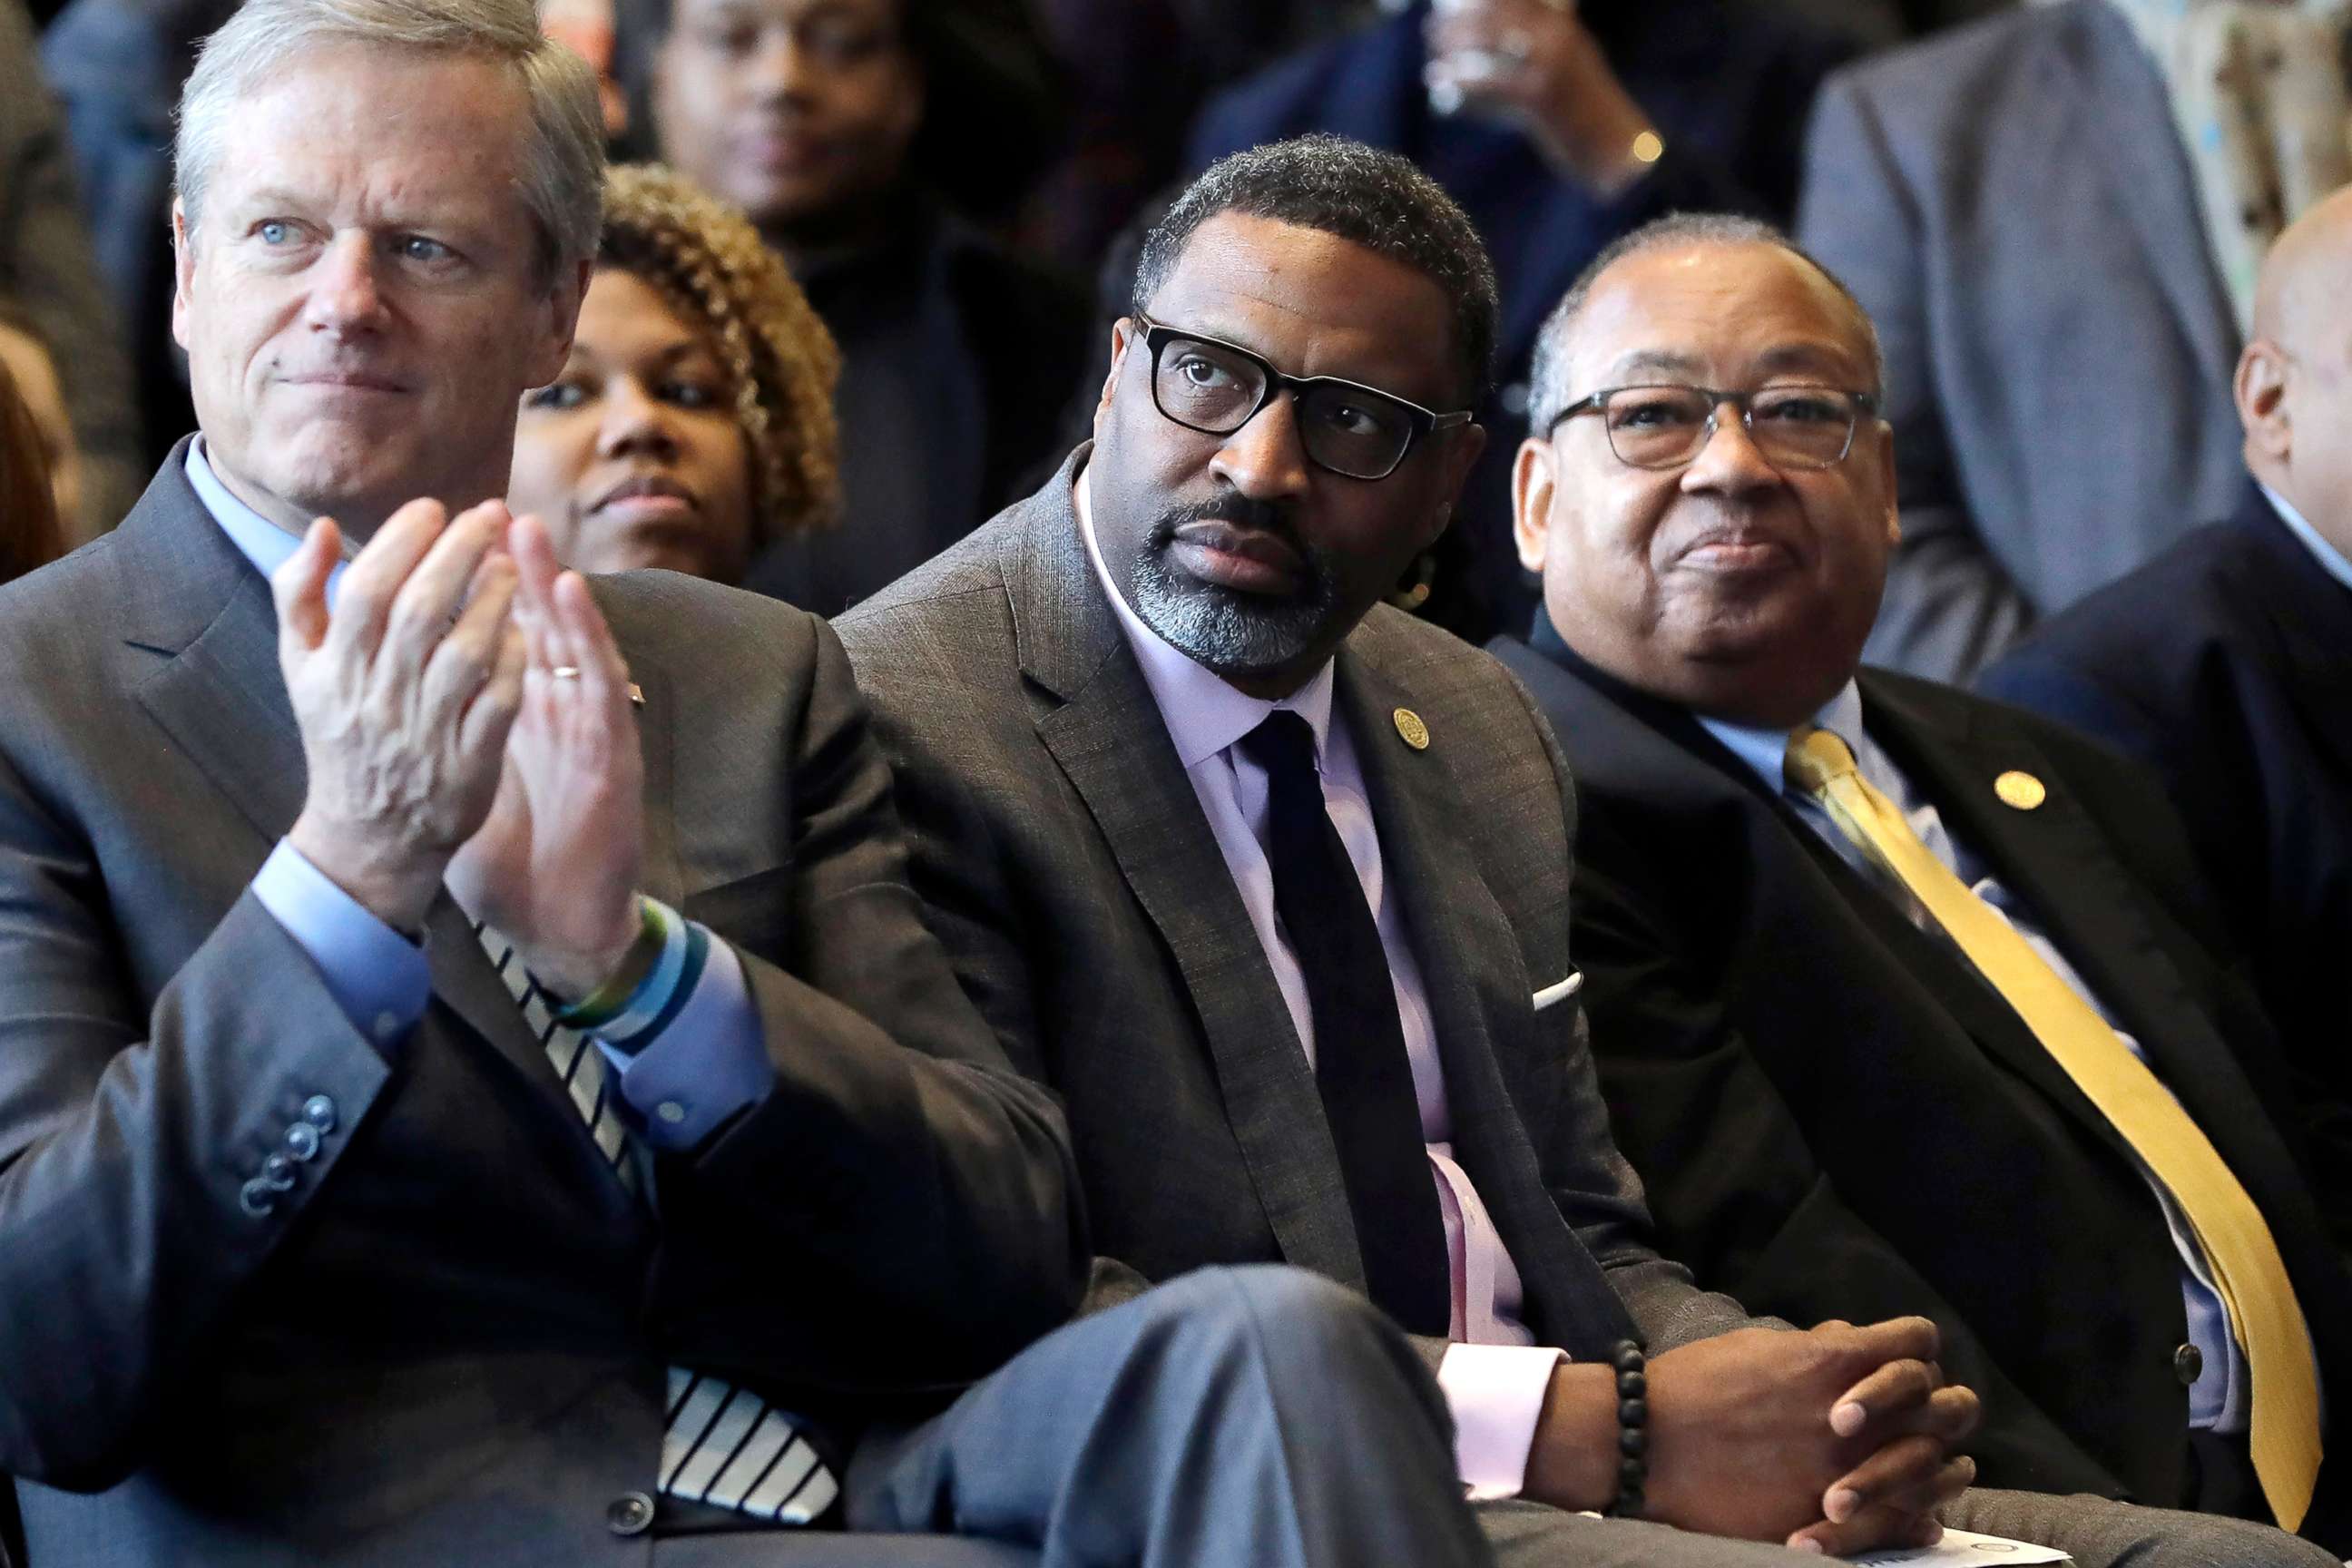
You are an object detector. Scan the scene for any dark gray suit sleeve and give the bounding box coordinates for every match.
[650,615,1087,1395]
[0,750,391,1489]
[1798,71,2035,683]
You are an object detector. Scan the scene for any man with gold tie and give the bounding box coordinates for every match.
[1491,212,2351,1549]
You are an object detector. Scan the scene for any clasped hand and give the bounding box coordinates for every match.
[275,501,642,996]
[1421,0,1661,196]
[1531,1317,1980,1555]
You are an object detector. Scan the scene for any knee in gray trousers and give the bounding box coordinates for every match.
[845,1265,1494,1568]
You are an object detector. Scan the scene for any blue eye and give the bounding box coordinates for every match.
[397,235,454,264]
[524,381,587,411]
[257,220,291,245]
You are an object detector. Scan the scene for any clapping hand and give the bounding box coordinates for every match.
[443,514,645,1000]
[277,499,527,933]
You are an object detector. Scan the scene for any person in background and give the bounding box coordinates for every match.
[1184,0,1857,643]
[1980,185,2352,1237]
[0,309,83,543]
[510,162,840,584]
[1,0,143,534]
[1798,0,2352,681]
[612,0,1091,615]
[0,346,64,585]
[1494,211,2352,1545]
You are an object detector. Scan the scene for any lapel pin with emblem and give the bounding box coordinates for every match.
[1393,707,1430,750]
[1994,769,2045,810]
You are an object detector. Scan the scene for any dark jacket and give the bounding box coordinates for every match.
[1494,623,2352,1544]
[1981,481,2352,1234]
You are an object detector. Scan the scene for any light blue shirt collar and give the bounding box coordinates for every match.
[2259,483,2352,593]
[1696,681,1868,794]
[185,438,347,602]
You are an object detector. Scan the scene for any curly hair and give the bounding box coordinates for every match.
[598,163,842,547]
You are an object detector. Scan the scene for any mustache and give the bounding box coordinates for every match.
[1143,495,1304,554]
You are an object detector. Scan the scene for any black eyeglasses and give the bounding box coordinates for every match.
[1134,317,1474,481]
[1553,384,1880,472]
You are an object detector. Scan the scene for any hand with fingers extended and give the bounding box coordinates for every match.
[277,498,529,934]
[1421,0,1661,196]
[444,513,645,1001]
[1524,1317,1979,1554]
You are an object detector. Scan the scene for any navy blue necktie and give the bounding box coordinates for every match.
[1241,711,1451,1336]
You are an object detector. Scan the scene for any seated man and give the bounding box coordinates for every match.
[1981,189,2352,1231]
[1493,212,2351,1547]
[0,5,1501,1563]
[837,134,2326,1567]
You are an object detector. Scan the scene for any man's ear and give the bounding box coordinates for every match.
[532,258,593,386]
[1093,317,1136,430]
[1870,419,1900,546]
[2237,338,2293,464]
[1513,435,1557,573]
[171,198,196,351]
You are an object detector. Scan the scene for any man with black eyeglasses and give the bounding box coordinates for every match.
[1492,212,2352,1553]
[836,141,2324,1567]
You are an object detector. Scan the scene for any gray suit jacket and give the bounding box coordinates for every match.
[0,446,1085,1565]
[836,449,1757,1371]
[1798,0,2245,682]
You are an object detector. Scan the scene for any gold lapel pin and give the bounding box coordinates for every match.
[1994,769,2046,810]
[1393,708,1430,750]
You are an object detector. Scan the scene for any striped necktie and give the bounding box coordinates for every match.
[475,924,839,1525]
[1783,729,2322,1531]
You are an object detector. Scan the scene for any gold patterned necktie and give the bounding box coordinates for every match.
[1784,728,2322,1530]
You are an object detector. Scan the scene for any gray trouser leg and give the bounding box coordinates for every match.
[1945,1486,2343,1568]
[844,1265,1495,1568]
[1479,1487,2343,1568]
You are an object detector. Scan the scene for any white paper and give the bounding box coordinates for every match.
[1845,1527,2072,1566]
[1532,972,1584,1012]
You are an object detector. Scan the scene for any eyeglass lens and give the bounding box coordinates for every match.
[1602,387,1859,470]
[1153,337,1419,479]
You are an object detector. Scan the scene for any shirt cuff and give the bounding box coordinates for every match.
[597,907,771,1151]
[1438,1341,1565,1501]
[250,838,430,1053]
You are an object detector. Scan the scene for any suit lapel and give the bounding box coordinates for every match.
[2052,0,2239,387]
[1858,674,2230,1154]
[1336,646,1631,1345]
[1013,458,1365,1289]
[2234,498,2352,784]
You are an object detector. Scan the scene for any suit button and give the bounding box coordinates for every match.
[284,1122,322,1162]
[260,1152,298,1191]
[606,1491,655,1536]
[237,1179,278,1217]
[302,1095,338,1132]
[2174,1343,2205,1387]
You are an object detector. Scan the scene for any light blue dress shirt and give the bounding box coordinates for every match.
[2259,483,2352,593]
[189,441,770,1149]
[1700,685,2254,1433]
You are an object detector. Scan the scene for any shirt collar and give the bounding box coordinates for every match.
[1697,679,1868,793]
[1074,466,1338,770]
[2259,483,2352,593]
[185,437,348,603]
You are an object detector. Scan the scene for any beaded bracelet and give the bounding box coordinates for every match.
[1605,1339,1648,1518]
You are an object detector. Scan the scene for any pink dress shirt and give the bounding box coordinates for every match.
[1076,474,1562,1496]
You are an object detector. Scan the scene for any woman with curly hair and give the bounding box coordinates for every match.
[509,162,840,586]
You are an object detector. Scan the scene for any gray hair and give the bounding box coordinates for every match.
[1527,212,1886,434]
[175,0,605,288]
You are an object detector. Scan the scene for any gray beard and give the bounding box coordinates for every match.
[1130,541,1337,679]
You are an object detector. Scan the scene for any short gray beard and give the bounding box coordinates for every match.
[1130,540,1338,679]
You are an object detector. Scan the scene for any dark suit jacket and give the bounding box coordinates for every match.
[1492,629,2352,1545]
[0,447,1085,1564]
[835,449,1758,1377]
[1189,0,1856,643]
[1981,482,2352,1239]
[1798,0,2244,682]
